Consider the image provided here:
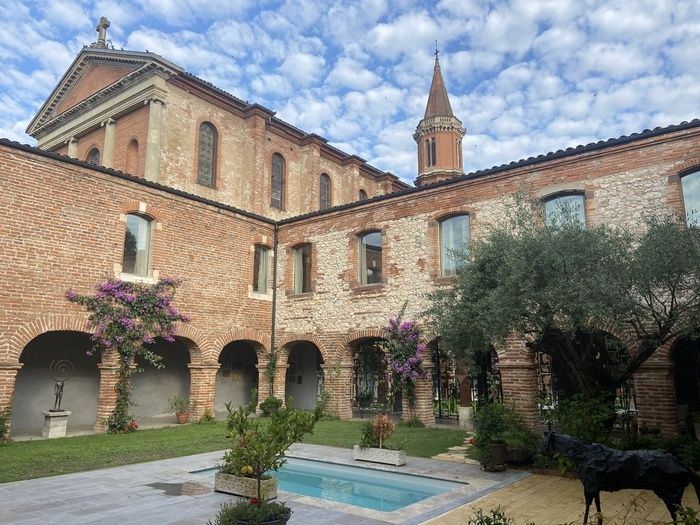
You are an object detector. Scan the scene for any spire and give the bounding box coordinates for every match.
[423,46,454,119]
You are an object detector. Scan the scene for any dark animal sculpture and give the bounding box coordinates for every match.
[542,431,700,524]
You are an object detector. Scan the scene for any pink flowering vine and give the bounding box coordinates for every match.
[66,277,190,433]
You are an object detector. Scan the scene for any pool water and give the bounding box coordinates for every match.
[200,458,463,512]
[277,458,462,511]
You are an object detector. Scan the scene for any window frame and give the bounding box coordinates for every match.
[680,168,700,226]
[319,173,331,210]
[293,243,312,294]
[358,230,383,286]
[197,122,217,188]
[439,214,470,277]
[542,192,586,227]
[271,153,285,210]
[122,213,153,277]
[252,244,270,293]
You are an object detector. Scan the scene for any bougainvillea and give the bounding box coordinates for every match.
[381,305,426,408]
[66,277,190,433]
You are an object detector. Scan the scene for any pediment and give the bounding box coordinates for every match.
[27,48,181,137]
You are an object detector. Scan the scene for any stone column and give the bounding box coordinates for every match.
[144,97,164,182]
[634,359,677,435]
[188,364,219,420]
[498,335,541,431]
[67,137,78,158]
[101,118,117,168]
[0,362,22,439]
[94,363,120,432]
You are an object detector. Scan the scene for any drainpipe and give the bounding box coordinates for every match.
[269,222,279,397]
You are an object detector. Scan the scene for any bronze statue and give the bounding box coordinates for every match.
[542,431,700,524]
[49,359,73,412]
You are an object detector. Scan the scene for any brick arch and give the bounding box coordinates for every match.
[211,328,271,361]
[119,200,164,222]
[677,159,700,176]
[593,323,638,356]
[172,325,210,365]
[277,334,329,364]
[5,313,92,362]
[341,328,389,348]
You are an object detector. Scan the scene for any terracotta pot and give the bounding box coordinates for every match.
[176,412,189,424]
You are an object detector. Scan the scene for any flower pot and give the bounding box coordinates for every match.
[353,444,406,466]
[214,472,277,500]
[488,441,508,471]
[175,412,189,424]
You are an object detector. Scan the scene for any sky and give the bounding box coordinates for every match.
[1,0,699,185]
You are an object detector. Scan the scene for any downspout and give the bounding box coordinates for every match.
[269,222,279,397]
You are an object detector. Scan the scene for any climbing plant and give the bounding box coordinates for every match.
[66,277,190,433]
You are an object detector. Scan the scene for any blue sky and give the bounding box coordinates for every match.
[1,0,699,184]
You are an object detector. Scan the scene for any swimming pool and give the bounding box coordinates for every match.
[198,457,463,512]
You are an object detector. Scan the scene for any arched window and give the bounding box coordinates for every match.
[197,122,217,187]
[425,138,436,167]
[681,169,700,225]
[86,147,100,165]
[271,153,285,209]
[125,139,139,176]
[439,214,469,277]
[359,189,368,201]
[359,231,382,285]
[293,243,312,294]
[253,245,269,292]
[122,213,152,276]
[544,193,585,227]
[319,173,331,210]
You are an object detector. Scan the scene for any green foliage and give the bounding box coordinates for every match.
[265,352,277,396]
[467,506,537,525]
[208,500,290,525]
[429,197,700,400]
[544,394,616,444]
[198,408,216,423]
[398,418,425,428]
[259,396,283,417]
[0,406,11,444]
[168,395,192,414]
[359,420,376,447]
[356,390,373,408]
[220,390,319,502]
[670,506,700,525]
[473,402,537,468]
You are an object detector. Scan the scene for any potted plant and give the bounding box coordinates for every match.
[353,413,406,466]
[214,389,320,523]
[209,499,291,525]
[168,395,192,424]
[472,402,510,471]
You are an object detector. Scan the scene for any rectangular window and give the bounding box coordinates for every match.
[293,244,312,294]
[359,232,382,285]
[440,215,469,277]
[123,214,152,276]
[253,245,269,292]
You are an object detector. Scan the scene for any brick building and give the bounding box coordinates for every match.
[2,22,700,437]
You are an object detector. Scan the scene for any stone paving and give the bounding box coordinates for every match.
[0,443,527,524]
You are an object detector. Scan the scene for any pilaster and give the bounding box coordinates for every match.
[144,97,164,182]
[101,118,117,168]
[67,137,78,158]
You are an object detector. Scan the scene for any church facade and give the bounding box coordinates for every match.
[2,22,700,437]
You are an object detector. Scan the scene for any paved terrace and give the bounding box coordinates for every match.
[1,443,697,524]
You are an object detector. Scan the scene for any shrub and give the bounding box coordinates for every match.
[168,395,192,414]
[398,418,425,428]
[0,407,11,443]
[544,394,615,444]
[372,414,395,449]
[208,500,290,525]
[356,390,373,408]
[198,408,216,423]
[259,396,283,417]
[473,402,537,468]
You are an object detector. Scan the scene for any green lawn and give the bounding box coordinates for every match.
[0,419,465,483]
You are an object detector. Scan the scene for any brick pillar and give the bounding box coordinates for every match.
[634,359,677,435]
[256,362,270,414]
[401,365,436,427]
[0,362,22,439]
[330,364,353,420]
[94,363,120,432]
[498,335,541,432]
[188,364,219,420]
[274,364,288,405]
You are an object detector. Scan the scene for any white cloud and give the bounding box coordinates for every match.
[279,52,325,86]
[326,57,381,90]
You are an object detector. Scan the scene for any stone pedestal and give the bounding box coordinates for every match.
[42,410,71,439]
[459,406,474,431]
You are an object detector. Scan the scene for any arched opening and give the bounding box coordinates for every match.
[215,341,259,415]
[12,331,99,436]
[430,340,459,421]
[351,338,397,416]
[469,346,502,404]
[285,342,323,410]
[672,336,700,433]
[131,338,191,424]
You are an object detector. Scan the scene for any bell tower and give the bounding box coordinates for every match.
[413,50,465,186]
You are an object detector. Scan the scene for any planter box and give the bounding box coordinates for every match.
[353,445,406,466]
[214,472,277,500]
